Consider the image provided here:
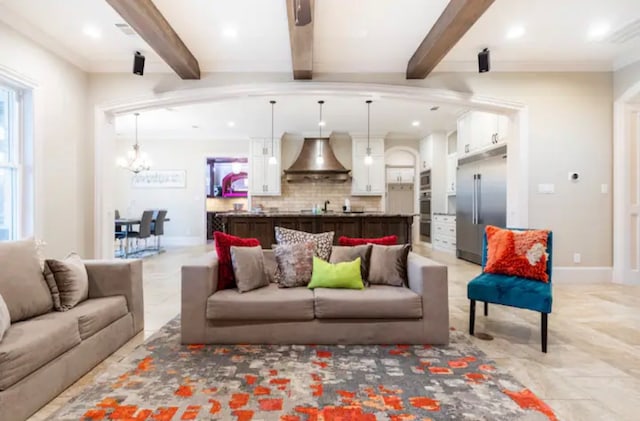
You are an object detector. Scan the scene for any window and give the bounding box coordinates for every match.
[0,86,19,241]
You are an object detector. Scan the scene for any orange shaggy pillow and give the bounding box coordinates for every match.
[484,226,550,282]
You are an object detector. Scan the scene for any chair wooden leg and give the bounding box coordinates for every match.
[484,301,488,316]
[541,313,548,353]
[469,300,476,335]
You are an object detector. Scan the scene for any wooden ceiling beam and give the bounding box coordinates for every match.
[286,0,315,80]
[106,0,200,80]
[406,0,495,79]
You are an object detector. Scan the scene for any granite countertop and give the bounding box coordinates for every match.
[218,211,418,217]
[433,212,456,216]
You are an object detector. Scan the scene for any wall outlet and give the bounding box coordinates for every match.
[601,184,608,194]
[573,253,581,264]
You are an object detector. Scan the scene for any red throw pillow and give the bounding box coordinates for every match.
[484,226,550,282]
[338,235,398,246]
[214,232,260,290]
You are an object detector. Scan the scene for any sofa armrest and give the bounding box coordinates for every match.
[181,252,218,344]
[407,252,449,344]
[85,259,144,334]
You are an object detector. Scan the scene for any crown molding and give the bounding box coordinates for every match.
[434,59,613,72]
[0,4,89,71]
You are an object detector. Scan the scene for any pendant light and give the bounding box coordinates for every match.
[364,100,373,166]
[116,112,151,173]
[316,100,325,165]
[268,100,277,165]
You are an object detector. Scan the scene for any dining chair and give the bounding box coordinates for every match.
[127,210,154,254]
[151,210,168,251]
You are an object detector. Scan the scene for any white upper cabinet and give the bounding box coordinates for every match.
[457,111,509,158]
[420,136,433,170]
[387,167,415,184]
[352,137,385,195]
[249,138,281,196]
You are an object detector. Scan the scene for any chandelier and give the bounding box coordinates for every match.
[116,112,151,173]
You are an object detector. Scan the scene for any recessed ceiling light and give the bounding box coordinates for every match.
[412,121,421,127]
[222,27,238,38]
[430,106,440,111]
[82,25,102,39]
[588,22,610,41]
[506,25,525,40]
[227,121,235,127]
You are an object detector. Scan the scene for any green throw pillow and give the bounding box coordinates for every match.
[308,256,364,289]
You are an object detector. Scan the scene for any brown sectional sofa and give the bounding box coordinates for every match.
[181,250,449,345]
[0,259,144,421]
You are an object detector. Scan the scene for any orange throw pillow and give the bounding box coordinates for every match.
[484,226,550,282]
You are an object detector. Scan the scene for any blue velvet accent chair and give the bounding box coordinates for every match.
[467,230,553,352]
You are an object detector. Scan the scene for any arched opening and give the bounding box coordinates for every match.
[94,82,528,258]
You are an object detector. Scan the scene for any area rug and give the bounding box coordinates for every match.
[50,318,557,421]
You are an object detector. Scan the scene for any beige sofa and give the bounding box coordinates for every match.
[181,250,449,345]
[0,259,144,421]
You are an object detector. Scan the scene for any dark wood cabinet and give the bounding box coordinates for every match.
[220,214,414,248]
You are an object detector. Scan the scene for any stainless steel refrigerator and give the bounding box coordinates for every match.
[456,145,507,264]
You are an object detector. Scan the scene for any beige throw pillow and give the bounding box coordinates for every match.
[0,238,53,322]
[230,246,269,293]
[0,294,10,342]
[368,244,411,287]
[330,245,373,284]
[44,253,89,311]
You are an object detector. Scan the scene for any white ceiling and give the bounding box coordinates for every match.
[113,95,463,140]
[1,0,639,73]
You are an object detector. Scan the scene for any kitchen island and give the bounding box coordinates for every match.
[219,212,416,247]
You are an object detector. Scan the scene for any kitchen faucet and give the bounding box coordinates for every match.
[323,200,330,212]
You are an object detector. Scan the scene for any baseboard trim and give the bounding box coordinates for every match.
[162,236,203,247]
[552,266,612,284]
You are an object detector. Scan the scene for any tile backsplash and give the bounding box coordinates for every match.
[255,181,382,212]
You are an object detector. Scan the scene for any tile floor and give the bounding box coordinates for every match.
[29,244,640,421]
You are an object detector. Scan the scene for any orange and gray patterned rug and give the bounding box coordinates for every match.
[50,318,557,420]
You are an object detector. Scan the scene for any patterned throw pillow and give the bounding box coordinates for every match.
[274,227,334,260]
[273,242,315,288]
[338,235,398,246]
[484,226,550,282]
[214,232,261,290]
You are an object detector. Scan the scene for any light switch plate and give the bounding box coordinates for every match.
[538,183,555,194]
[601,184,608,194]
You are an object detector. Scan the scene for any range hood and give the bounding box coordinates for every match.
[284,137,350,183]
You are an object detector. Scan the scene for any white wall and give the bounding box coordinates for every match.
[88,72,613,267]
[0,21,88,258]
[113,137,249,244]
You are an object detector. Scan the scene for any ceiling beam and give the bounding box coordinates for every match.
[406,0,495,79]
[106,0,200,80]
[286,0,315,80]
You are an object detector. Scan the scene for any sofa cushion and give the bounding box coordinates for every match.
[0,239,54,322]
[35,296,129,340]
[330,245,372,284]
[0,316,81,390]
[368,244,411,287]
[230,246,269,293]
[207,283,314,321]
[314,285,423,319]
[274,226,334,260]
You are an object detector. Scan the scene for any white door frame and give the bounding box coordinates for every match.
[93,82,528,258]
[613,78,640,284]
